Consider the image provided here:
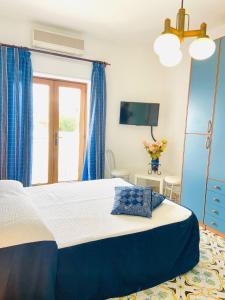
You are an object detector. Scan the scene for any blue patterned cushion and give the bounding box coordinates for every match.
[111,186,152,218]
[152,192,166,210]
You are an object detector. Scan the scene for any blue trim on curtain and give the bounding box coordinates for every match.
[82,62,106,180]
[0,47,33,186]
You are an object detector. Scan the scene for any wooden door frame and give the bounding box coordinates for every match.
[33,77,87,183]
[53,79,87,181]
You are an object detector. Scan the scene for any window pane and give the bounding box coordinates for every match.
[58,87,81,181]
[32,83,49,184]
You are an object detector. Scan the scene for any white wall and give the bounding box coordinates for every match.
[209,25,225,40]
[0,16,190,181]
[161,44,192,178]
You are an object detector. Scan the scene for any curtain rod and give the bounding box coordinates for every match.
[0,42,111,66]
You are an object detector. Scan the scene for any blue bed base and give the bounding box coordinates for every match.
[0,241,57,300]
[56,213,199,300]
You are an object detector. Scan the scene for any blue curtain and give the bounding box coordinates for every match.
[0,47,33,186]
[82,62,106,180]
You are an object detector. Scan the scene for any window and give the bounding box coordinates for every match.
[32,77,87,185]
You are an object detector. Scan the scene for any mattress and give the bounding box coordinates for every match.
[26,178,192,249]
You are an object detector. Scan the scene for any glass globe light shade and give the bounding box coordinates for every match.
[189,37,216,60]
[154,33,180,56]
[159,49,183,67]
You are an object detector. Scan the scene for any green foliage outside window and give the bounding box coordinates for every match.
[59,117,77,132]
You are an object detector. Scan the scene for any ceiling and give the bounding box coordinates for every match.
[1,0,225,43]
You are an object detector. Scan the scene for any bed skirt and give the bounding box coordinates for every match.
[56,213,200,300]
[0,241,57,300]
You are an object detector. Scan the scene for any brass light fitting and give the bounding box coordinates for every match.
[154,0,216,67]
[163,7,208,41]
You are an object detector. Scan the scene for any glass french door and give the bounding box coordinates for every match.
[32,77,87,185]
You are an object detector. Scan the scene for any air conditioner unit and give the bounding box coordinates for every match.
[32,28,84,56]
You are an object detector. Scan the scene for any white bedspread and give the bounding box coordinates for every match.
[26,178,192,249]
[0,194,54,249]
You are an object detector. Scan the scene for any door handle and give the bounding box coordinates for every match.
[205,136,211,149]
[54,132,58,146]
[208,120,212,133]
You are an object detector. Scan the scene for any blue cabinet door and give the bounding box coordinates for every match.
[186,40,219,134]
[181,134,209,221]
[209,38,225,181]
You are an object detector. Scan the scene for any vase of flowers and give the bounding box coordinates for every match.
[143,139,167,174]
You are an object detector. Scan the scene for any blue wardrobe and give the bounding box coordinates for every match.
[181,37,225,235]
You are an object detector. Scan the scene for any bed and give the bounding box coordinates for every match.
[0,178,199,300]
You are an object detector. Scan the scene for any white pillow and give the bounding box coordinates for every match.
[0,180,25,197]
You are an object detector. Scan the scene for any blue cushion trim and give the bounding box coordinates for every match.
[152,191,166,210]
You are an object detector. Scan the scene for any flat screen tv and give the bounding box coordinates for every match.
[119,101,160,126]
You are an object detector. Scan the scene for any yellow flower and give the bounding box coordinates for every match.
[143,138,167,158]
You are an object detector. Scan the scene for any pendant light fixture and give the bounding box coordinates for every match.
[154,0,216,67]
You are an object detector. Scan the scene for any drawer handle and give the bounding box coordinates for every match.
[213,198,220,203]
[210,221,217,226]
[211,209,218,214]
[213,185,221,190]
[205,136,211,149]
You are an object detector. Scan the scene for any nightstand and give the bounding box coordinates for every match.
[134,173,167,194]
